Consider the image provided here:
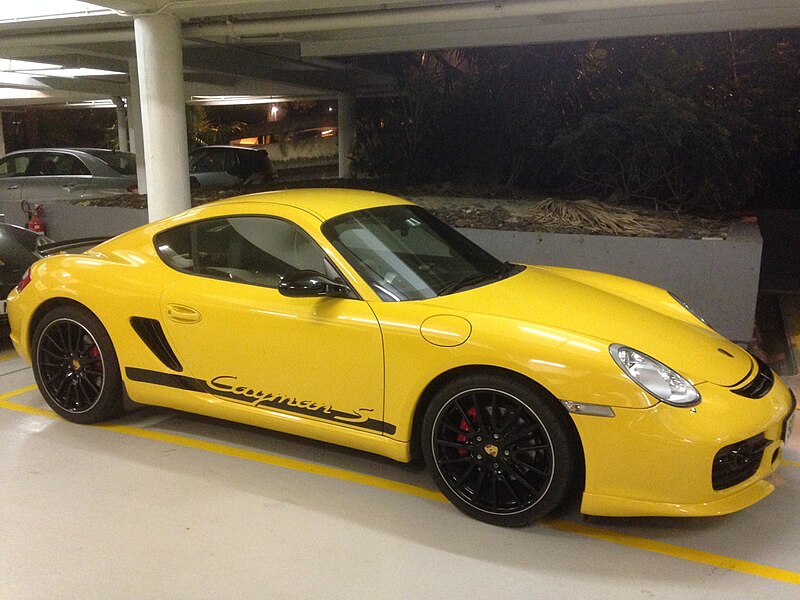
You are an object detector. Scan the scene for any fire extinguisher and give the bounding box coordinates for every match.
[21,200,47,235]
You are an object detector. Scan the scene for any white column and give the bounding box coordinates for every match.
[134,13,190,222]
[337,93,356,179]
[113,96,129,152]
[127,58,147,195]
[0,112,5,156]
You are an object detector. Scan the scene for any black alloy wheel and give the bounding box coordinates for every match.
[423,374,578,526]
[32,305,123,424]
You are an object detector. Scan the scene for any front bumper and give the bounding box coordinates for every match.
[573,376,794,518]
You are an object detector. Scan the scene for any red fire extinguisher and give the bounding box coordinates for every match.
[21,200,47,235]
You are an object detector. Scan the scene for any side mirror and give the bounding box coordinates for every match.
[279,270,351,298]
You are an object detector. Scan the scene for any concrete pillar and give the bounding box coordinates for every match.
[113,96,129,152]
[337,93,356,179]
[0,112,5,156]
[127,58,146,195]
[134,13,190,222]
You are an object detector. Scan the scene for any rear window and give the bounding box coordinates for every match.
[82,150,136,175]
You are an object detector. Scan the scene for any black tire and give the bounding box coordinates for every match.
[32,305,124,424]
[422,373,578,527]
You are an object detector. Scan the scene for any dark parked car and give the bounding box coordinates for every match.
[0,148,137,203]
[189,145,276,188]
[0,223,52,333]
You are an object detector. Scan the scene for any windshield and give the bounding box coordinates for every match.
[322,204,517,301]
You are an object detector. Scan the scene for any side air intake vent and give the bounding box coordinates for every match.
[130,317,183,372]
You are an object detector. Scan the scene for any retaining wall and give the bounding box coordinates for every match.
[0,200,761,342]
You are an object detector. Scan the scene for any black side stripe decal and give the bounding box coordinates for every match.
[125,367,396,435]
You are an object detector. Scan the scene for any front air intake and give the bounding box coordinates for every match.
[130,317,183,372]
[712,433,769,491]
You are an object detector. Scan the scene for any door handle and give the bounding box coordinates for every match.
[167,304,202,324]
[61,182,79,190]
[6,184,20,190]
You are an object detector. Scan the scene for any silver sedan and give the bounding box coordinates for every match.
[0,148,137,203]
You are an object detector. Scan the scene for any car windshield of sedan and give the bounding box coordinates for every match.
[322,204,519,301]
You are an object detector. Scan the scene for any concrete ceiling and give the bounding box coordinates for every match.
[1,0,799,108]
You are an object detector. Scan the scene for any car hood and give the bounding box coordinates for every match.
[426,265,752,387]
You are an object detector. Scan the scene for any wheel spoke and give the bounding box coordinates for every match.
[499,476,523,507]
[514,454,550,477]
[505,463,540,494]
[452,462,478,490]
[490,393,498,430]
[489,473,498,511]
[514,443,550,452]
[453,399,474,432]
[472,465,489,497]
[440,420,474,438]
[498,403,524,434]
[434,438,471,451]
[437,456,473,466]
[504,424,540,446]
[471,395,487,435]
[80,374,101,396]
[41,346,66,360]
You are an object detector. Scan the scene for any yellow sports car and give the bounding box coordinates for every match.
[8,189,796,526]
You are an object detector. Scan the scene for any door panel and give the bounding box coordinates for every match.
[21,152,91,201]
[160,277,387,433]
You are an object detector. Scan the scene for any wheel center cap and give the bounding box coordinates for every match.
[72,359,82,371]
[484,444,499,458]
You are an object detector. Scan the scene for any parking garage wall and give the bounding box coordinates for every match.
[0,200,761,343]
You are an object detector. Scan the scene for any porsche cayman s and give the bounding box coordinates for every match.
[8,189,795,526]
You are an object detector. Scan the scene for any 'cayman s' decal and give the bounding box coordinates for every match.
[125,367,396,434]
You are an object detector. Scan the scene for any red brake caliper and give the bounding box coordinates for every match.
[456,406,477,457]
[87,346,101,377]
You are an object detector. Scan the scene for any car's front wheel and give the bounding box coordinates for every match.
[422,373,579,526]
[32,305,123,424]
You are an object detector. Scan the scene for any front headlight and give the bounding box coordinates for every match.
[610,344,701,407]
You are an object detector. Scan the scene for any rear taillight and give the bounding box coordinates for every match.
[17,268,31,292]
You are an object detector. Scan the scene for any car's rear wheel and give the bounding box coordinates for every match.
[422,374,578,527]
[32,305,123,424]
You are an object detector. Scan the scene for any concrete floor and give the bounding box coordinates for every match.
[1,340,798,599]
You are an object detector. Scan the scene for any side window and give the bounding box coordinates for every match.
[155,224,194,271]
[224,150,241,176]
[0,155,31,177]
[52,154,91,176]
[190,149,225,174]
[155,216,330,288]
[23,153,88,176]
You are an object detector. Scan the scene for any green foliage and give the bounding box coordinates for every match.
[355,31,800,213]
[551,84,734,210]
[186,106,247,150]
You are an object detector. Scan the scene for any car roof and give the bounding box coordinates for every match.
[189,145,262,153]
[200,188,412,221]
[3,147,98,154]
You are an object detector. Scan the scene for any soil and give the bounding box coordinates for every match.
[76,178,736,240]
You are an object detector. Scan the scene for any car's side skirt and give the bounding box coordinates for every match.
[123,367,412,463]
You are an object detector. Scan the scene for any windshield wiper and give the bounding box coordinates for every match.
[439,261,515,296]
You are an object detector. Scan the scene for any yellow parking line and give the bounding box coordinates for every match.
[1,386,799,585]
[0,384,39,401]
[99,421,447,503]
[784,459,800,468]
[0,351,18,363]
[547,520,800,585]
